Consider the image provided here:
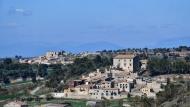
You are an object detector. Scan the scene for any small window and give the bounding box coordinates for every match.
[124,63,126,67]
[114,92,117,96]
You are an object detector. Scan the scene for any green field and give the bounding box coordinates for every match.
[25,99,125,107]
[0,93,25,101]
[26,99,86,107]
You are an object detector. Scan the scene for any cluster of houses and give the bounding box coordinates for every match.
[52,53,167,100]
[19,51,74,65]
[19,51,102,65]
[18,48,190,65]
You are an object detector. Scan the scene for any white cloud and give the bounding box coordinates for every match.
[15,8,25,13]
[9,7,32,16]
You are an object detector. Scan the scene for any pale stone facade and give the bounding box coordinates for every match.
[46,51,59,59]
[62,68,135,100]
[140,86,156,98]
[113,54,140,72]
[140,59,148,70]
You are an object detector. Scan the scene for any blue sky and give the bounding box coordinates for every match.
[0,0,190,57]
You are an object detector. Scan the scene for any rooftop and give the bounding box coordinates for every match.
[114,54,136,59]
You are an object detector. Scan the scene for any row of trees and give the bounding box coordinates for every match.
[148,58,190,76]
[99,46,190,54]
[156,79,190,106]
[0,58,48,84]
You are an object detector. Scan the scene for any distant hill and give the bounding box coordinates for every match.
[1,36,190,57]
[0,41,122,57]
[156,36,190,48]
[72,41,123,52]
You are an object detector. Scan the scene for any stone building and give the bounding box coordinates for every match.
[113,54,140,72]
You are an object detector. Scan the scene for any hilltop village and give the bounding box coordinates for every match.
[1,46,190,107]
[52,54,166,100]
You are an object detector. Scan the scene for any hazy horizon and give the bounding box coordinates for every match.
[1,0,190,57]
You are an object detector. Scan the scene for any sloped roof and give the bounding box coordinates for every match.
[114,54,136,59]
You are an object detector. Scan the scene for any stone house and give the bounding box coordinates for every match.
[113,54,140,72]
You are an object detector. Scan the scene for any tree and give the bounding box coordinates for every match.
[148,57,190,76]
[185,56,190,62]
[31,72,37,83]
[46,94,54,101]
[3,77,10,84]
[93,55,102,68]
[38,64,48,77]
[3,58,12,65]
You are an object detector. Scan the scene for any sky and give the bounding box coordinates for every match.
[0,0,190,57]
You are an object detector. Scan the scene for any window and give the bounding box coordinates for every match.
[126,84,128,88]
[111,92,114,96]
[124,63,126,67]
[114,92,117,96]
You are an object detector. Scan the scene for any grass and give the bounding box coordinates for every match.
[1,80,32,89]
[0,93,25,100]
[66,100,86,107]
[26,99,124,107]
[26,99,87,107]
[105,100,123,107]
[11,80,31,85]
